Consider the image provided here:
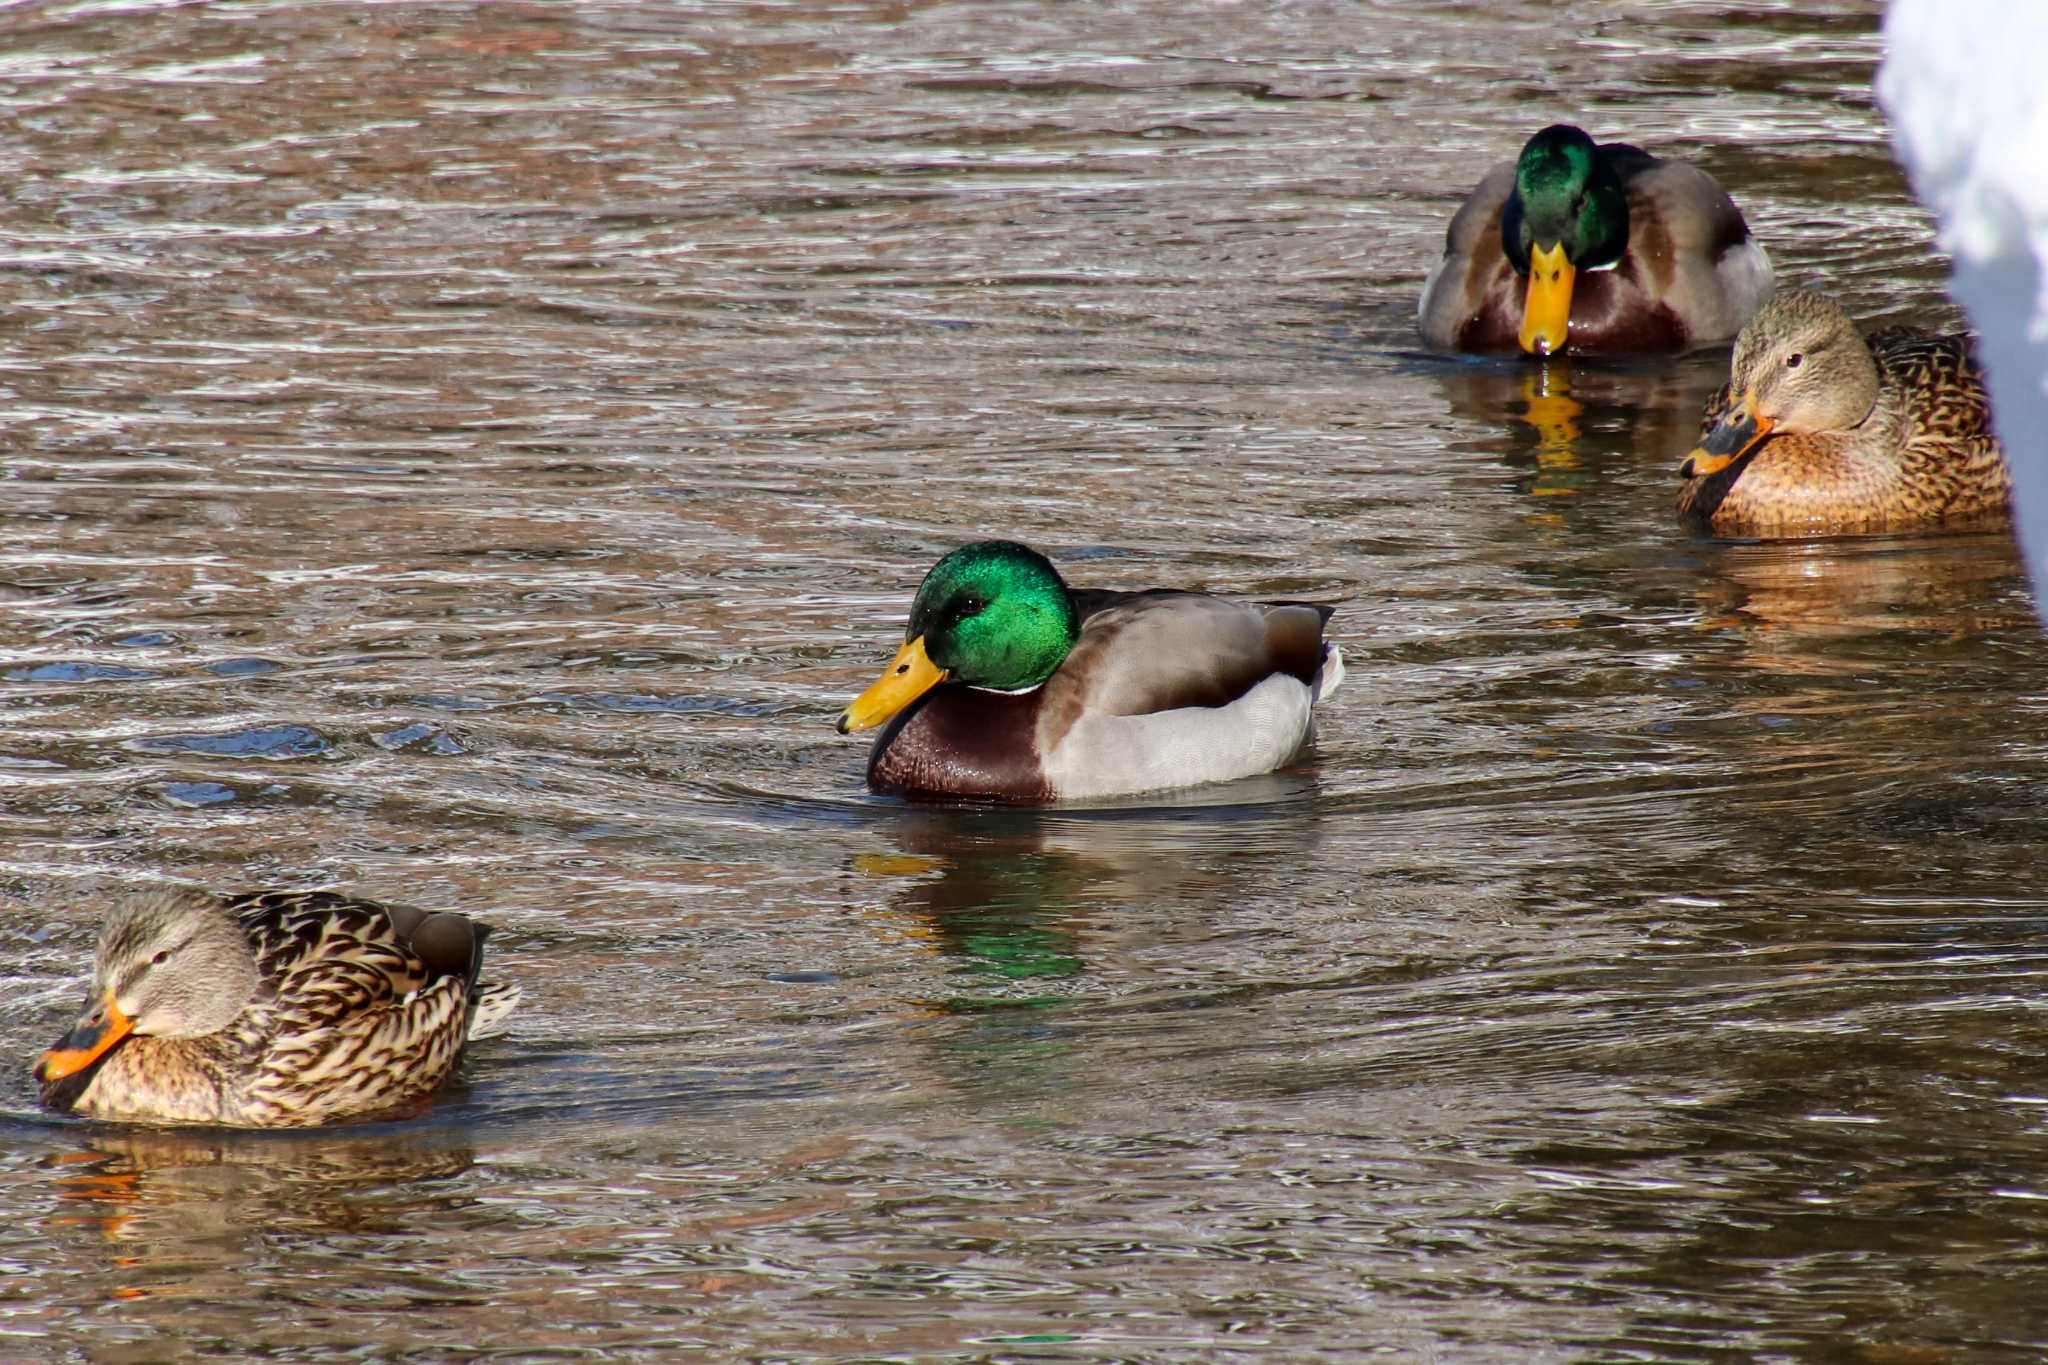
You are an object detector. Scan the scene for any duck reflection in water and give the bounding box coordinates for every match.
[1521,362,1586,499]
[41,1125,477,1291]
[853,788,1326,999]
[1687,536,2028,645]
[850,794,1325,1101]
[1424,352,1730,507]
[857,811,1104,996]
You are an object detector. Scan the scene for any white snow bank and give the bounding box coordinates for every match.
[1879,2,2048,593]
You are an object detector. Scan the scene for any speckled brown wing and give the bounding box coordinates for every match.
[1869,330,2012,520]
[1863,331,2010,522]
[231,893,479,1125]
[1869,330,1992,437]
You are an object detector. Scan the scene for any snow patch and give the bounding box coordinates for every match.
[1879,3,2048,596]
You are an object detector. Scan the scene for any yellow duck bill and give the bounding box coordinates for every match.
[35,991,133,1083]
[1681,388,1776,478]
[837,635,949,734]
[1518,241,1576,355]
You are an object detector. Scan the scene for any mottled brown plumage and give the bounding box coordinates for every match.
[35,888,519,1128]
[1677,289,2013,536]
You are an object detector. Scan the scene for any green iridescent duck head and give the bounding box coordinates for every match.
[1504,124,1631,354]
[838,541,1082,733]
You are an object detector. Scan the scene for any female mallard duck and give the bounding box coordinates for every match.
[1676,288,2013,536]
[35,888,520,1127]
[836,540,1344,802]
[1418,123,1773,357]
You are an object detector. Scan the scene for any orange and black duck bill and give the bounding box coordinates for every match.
[1681,389,1776,479]
[35,990,134,1084]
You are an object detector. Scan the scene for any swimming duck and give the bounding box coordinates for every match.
[836,540,1344,802]
[1676,288,2012,535]
[1418,123,1773,357]
[35,888,520,1127]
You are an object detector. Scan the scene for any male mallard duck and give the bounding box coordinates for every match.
[35,888,520,1128]
[1676,288,2012,536]
[836,541,1344,802]
[1418,123,1773,357]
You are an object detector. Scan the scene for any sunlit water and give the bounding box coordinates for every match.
[3,1,2045,1360]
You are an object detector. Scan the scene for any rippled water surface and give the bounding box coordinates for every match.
[5,1,2047,1359]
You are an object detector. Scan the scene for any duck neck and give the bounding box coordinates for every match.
[1846,377,1905,472]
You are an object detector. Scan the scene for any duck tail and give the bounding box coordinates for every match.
[1313,642,1345,701]
[466,981,523,1040]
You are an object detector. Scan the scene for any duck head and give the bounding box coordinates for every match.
[1682,289,1879,478]
[1506,124,1631,356]
[838,540,1081,733]
[35,890,260,1086]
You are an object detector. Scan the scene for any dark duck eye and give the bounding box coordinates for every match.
[1785,353,1804,369]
